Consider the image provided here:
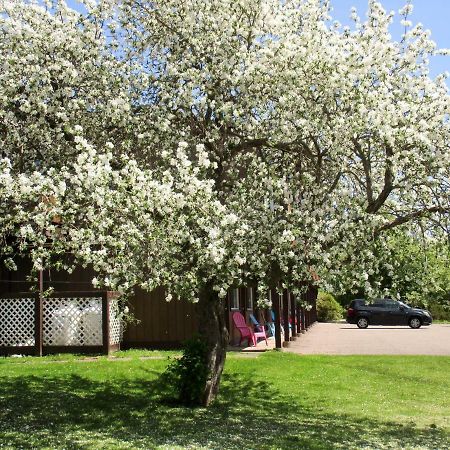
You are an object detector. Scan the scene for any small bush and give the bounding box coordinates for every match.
[317,292,344,322]
[428,301,450,321]
[162,336,209,406]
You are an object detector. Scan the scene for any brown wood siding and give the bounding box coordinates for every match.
[0,257,96,294]
[122,287,198,348]
[2,257,287,348]
[0,256,34,293]
[1,258,199,348]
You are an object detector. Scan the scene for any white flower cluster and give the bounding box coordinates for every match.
[0,0,448,305]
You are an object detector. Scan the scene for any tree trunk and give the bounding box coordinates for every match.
[197,284,229,406]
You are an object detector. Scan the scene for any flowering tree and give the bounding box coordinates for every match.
[0,0,155,172]
[371,227,450,307]
[1,0,449,405]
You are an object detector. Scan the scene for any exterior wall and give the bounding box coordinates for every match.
[123,287,198,349]
[0,256,34,293]
[0,256,96,294]
[1,258,319,349]
[0,258,200,348]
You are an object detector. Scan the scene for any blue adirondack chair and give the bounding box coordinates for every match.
[270,309,288,336]
[261,312,275,337]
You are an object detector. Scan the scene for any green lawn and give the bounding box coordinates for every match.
[0,352,449,449]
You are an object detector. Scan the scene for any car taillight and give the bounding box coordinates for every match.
[347,308,355,317]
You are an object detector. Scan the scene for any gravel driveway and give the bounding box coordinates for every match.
[286,322,450,355]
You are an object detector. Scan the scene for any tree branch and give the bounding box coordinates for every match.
[366,144,395,214]
[375,206,449,235]
[352,138,374,205]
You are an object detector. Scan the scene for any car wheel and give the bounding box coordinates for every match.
[409,317,422,329]
[357,317,369,329]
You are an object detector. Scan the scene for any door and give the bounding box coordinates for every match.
[385,301,407,325]
[369,300,388,325]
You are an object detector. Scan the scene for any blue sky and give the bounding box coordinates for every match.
[330,1,450,78]
[66,0,449,78]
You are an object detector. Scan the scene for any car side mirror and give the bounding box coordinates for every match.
[399,306,405,311]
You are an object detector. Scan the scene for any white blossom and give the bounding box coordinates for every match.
[0,0,448,305]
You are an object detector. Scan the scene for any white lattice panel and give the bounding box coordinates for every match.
[79,299,103,346]
[0,298,35,347]
[109,299,122,345]
[43,297,103,346]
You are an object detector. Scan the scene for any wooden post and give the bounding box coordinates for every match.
[301,307,306,332]
[102,292,110,355]
[271,288,282,349]
[296,299,301,334]
[34,292,43,357]
[282,289,290,344]
[290,291,297,339]
[312,286,318,323]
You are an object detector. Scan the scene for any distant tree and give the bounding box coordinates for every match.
[380,229,450,307]
[332,225,450,308]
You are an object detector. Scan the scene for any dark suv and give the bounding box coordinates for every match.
[346,299,432,329]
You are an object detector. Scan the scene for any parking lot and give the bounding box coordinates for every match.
[287,322,450,355]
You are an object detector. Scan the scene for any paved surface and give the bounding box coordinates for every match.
[285,322,450,355]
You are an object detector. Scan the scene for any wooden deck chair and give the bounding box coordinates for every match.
[270,309,285,336]
[232,311,254,346]
[249,313,269,345]
[232,311,267,346]
[271,309,293,332]
[266,319,275,337]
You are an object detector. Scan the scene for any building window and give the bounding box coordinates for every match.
[230,288,240,310]
[246,287,254,310]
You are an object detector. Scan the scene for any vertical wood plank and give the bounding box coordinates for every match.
[271,288,282,349]
[102,292,110,355]
[178,297,185,341]
[282,289,290,342]
[290,291,297,338]
[312,285,318,323]
[167,291,174,341]
[137,288,145,342]
[129,293,137,342]
[34,293,43,357]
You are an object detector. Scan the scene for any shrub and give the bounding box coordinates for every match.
[317,292,344,322]
[163,336,209,406]
[428,301,450,321]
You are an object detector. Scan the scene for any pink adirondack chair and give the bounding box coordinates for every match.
[232,311,268,347]
[249,313,268,346]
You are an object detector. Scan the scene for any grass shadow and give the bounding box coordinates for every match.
[0,361,448,449]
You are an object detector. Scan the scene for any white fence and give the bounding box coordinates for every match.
[0,292,122,355]
[0,296,35,347]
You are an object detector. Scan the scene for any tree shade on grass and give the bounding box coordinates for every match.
[0,352,448,449]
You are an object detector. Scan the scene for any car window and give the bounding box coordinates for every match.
[385,301,399,310]
[371,299,386,308]
[350,300,365,308]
